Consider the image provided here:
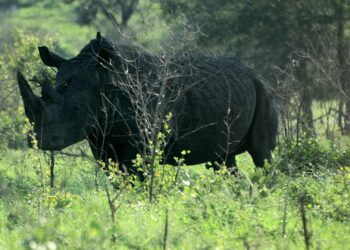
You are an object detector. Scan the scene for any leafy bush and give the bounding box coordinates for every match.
[0,140,350,249]
[276,135,350,174]
[0,31,56,149]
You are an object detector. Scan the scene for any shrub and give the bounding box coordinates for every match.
[0,31,57,149]
[276,135,350,174]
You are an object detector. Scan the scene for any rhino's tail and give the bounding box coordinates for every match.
[246,78,278,167]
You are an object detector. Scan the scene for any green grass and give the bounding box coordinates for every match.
[0,34,348,249]
[0,142,349,249]
[1,4,350,248]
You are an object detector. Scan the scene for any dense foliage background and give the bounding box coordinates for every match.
[0,0,349,249]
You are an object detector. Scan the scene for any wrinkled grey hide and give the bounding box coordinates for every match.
[17,33,278,179]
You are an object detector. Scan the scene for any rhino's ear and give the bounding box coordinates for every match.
[38,46,67,68]
[96,32,102,42]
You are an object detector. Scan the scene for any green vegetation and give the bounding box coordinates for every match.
[0,138,349,249]
[2,4,94,56]
[1,1,350,249]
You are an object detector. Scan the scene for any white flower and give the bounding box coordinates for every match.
[46,241,57,250]
[182,180,190,186]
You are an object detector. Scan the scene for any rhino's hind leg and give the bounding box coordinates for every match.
[245,79,278,169]
[226,155,240,176]
[205,162,220,171]
[204,155,240,177]
[248,148,265,168]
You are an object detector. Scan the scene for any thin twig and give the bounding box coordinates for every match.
[299,193,311,250]
[163,208,169,250]
[50,151,55,188]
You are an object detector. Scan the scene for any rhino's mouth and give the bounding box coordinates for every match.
[28,133,66,151]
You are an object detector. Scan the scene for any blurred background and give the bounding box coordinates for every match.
[1,0,350,149]
[0,2,350,249]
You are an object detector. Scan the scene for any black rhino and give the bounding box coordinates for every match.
[17,33,278,179]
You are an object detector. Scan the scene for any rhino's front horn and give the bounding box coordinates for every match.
[17,71,44,121]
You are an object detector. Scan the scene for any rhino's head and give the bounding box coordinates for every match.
[17,33,114,150]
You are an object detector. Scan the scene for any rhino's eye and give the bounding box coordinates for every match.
[57,79,72,93]
[72,105,81,113]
